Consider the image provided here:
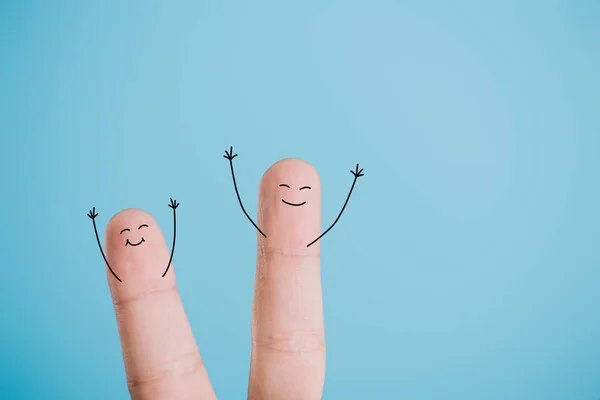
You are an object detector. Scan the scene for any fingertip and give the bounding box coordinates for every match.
[261,158,320,182]
[104,208,171,283]
[106,208,157,235]
[258,158,322,251]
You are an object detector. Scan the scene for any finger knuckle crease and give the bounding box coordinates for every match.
[259,247,320,259]
[112,285,178,309]
[254,329,325,354]
[127,351,204,391]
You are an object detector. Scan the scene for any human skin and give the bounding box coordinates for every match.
[250,159,326,399]
[104,208,216,400]
[93,160,329,399]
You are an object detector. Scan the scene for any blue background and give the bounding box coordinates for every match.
[1,1,599,399]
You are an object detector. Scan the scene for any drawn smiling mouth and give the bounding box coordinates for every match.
[281,199,306,207]
[126,238,145,247]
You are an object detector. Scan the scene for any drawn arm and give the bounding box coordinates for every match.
[224,146,267,238]
[160,198,179,277]
[87,207,122,282]
[306,164,364,247]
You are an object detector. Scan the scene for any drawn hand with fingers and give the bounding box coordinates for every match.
[223,146,238,161]
[168,198,179,210]
[351,163,365,178]
[87,207,99,220]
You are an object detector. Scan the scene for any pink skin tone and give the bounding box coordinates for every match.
[257,158,322,252]
[250,159,326,399]
[103,209,216,400]
[89,155,361,399]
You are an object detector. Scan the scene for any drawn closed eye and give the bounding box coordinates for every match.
[119,228,130,235]
[279,184,291,188]
[299,186,311,190]
[138,224,149,230]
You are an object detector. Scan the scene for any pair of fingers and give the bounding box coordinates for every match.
[102,159,325,399]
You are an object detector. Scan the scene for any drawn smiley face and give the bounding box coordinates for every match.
[279,184,311,207]
[120,223,149,247]
[257,158,322,248]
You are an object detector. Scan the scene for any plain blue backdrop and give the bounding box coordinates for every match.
[1,1,599,399]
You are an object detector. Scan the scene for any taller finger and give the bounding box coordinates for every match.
[249,159,326,400]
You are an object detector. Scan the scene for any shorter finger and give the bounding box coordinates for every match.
[105,209,216,400]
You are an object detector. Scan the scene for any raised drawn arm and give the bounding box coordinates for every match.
[88,207,122,282]
[224,146,267,238]
[306,164,364,247]
[161,198,179,278]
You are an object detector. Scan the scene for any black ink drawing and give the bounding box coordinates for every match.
[87,198,179,282]
[224,146,364,247]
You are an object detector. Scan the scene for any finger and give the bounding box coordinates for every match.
[105,209,216,400]
[249,159,326,400]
